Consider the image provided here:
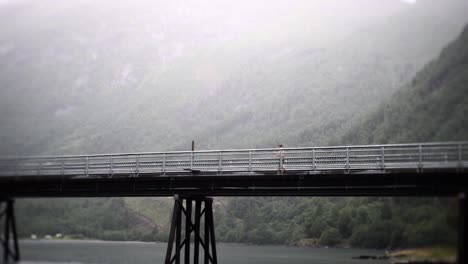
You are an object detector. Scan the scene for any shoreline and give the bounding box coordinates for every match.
[18,238,369,248]
[387,247,456,263]
[22,240,454,262]
[18,238,385,252]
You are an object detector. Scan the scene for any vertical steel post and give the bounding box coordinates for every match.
[3,203,9,263]
[165,196,180,264]
[175,199,182,264]
[458,193,467,264]
[204,201,210,264]
[1,199,20,263]
[194,200,202,264]
[10,200,19,262]
[185,199,192,264]
[207,201,217,264]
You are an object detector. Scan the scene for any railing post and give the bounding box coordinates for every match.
[163,154,166,174]
[110,156,114,177]
[279,151,283,173]
[85,157,89,176]
[61,158,65,176]
[218,152,222,173]
[190,152,194,170]
[13,158,19,177]
[248,151,252,172]
[381,146,385,171]
[13,157,19,176]
[312,148,315,171]
[418,145,423,172]
[346,148,349,173]
[37,160,42,176]
[459,143,464,172]
[135,154,140,177]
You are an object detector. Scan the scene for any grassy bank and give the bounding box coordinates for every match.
[389,247,456,262]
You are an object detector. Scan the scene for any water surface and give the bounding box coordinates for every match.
[17,240,388,264]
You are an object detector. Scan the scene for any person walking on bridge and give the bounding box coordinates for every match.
[274,144,285,173]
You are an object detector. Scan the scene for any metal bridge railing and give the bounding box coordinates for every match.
[0,142,467,177]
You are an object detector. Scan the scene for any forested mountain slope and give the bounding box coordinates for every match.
[4,0,467,249]
[337,24,468,144]
[1,0,468,155]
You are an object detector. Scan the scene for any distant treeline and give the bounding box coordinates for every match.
[14,197,457,249]
[15,198,162,242]
[215,197,457,248]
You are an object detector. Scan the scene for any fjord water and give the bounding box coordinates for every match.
[18,240,386,264]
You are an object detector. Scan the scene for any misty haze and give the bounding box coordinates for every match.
[1,0,468,263]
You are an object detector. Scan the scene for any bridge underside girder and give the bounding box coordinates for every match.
[0,170,468,263]
[0,171,465,197]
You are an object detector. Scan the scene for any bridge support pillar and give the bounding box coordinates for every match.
[458,193,467,264]
[1,199,20,263]
[165,195,217,264]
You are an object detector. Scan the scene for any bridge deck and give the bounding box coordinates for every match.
[0,142,467,197]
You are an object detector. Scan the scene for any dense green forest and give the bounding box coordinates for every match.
[1,0,468,250]
[13,197,458,249]
[15,198,162,242]
[337,23,468,144]
[214,197,457,248]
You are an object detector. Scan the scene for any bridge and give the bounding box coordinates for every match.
[1,141,468,263]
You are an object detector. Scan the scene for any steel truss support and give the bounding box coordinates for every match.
[1,199,20,263]
[165,195,217,264]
